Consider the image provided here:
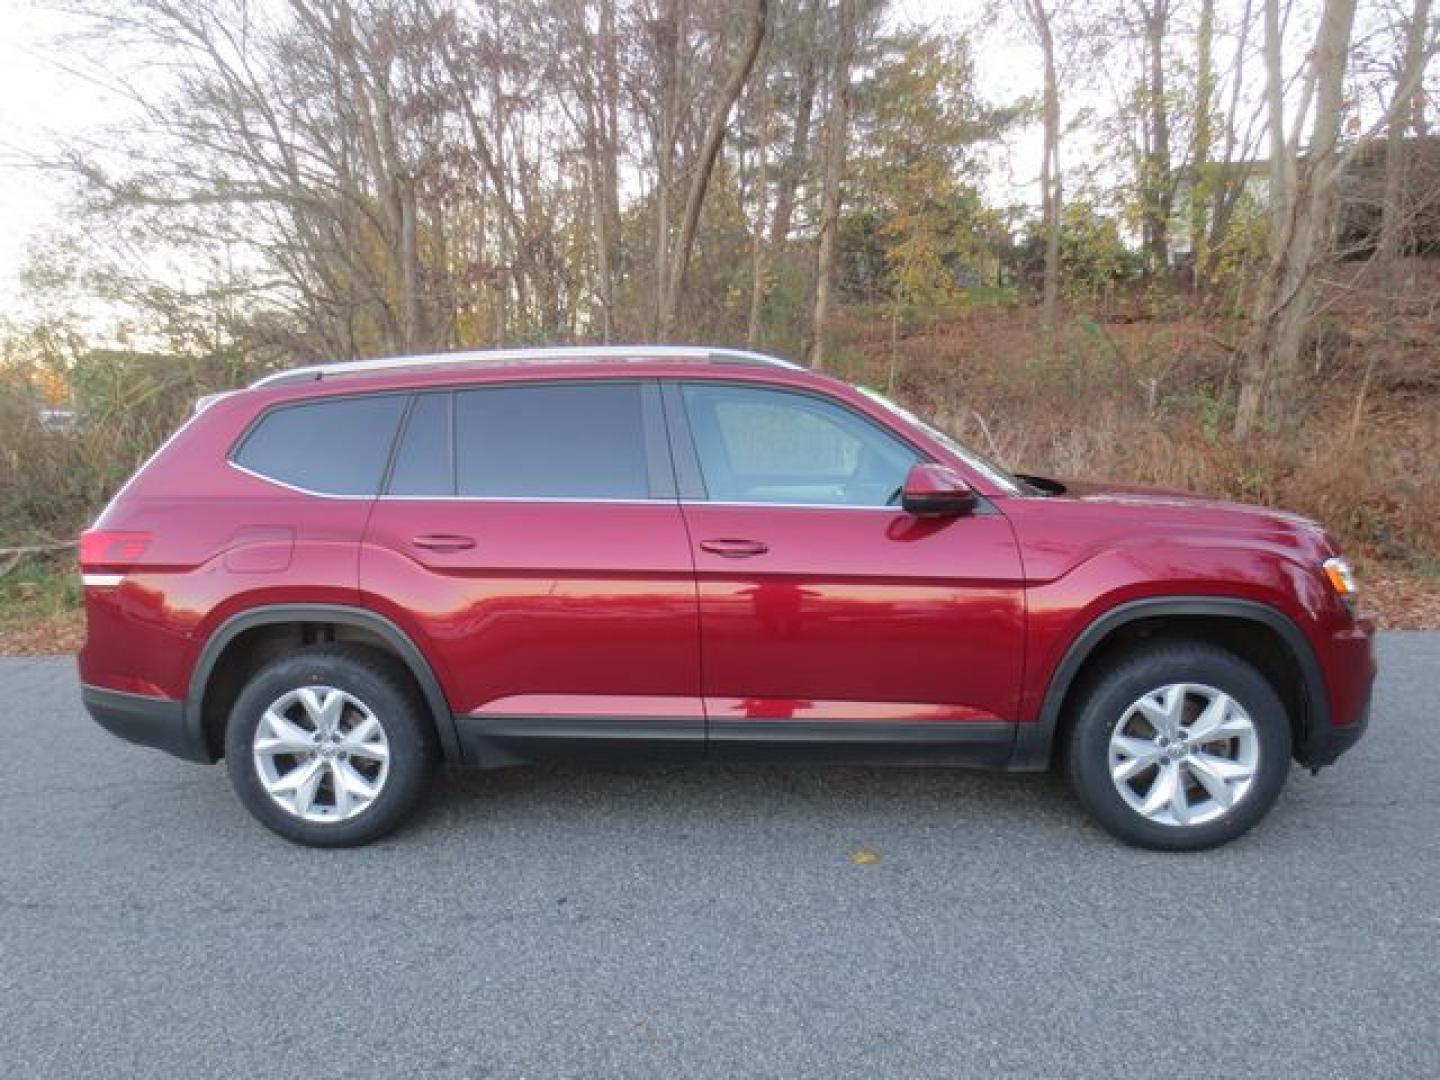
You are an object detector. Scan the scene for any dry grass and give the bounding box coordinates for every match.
[837,281,1440,584]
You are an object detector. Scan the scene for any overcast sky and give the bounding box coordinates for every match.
[0,2,126,308]
[0,0,1048,317]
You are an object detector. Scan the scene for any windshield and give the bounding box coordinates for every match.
[854,386,1027,497]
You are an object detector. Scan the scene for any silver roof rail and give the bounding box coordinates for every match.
[250,345,804,388]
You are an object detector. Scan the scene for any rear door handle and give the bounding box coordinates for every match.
[412,533,476,553]
[699,538,769,558]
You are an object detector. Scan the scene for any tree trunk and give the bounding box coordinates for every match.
[1206,0,1255,263]
[1378,0,1432,267]
[1191,0,1214,285]
[658,0,769,339]
[597,0,622,340]
[1235,0,1358,440]
[1140,0,1172,273]
[1033,0,1062,349]
[809,0,861,371]
[650,3,683,337]
[747,138,771,348]
[769,0,822,247]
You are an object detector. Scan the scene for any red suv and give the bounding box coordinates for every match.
[78,346,1375,849]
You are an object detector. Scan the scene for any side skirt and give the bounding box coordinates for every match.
[453,715,1016,770]
[454,715,705,768]
[710,720,1016,767]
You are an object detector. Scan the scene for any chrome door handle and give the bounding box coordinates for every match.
[412,534,476,553]
[699,538,769,558]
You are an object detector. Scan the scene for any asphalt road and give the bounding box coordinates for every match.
[1,634,1436,1079]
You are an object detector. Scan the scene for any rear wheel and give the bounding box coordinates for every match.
[1066,642,1292,851]
[224,645,436,847]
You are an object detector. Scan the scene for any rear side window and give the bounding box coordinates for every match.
[388,393,453,496]
[455,383,649,499]
[233,395,405,496]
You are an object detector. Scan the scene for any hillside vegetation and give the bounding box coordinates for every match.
[3,0,1438,646]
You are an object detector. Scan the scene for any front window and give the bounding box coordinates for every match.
[680,383,919,507]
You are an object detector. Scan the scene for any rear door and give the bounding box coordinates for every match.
[360,380,703,765]
[665,380,1025,764]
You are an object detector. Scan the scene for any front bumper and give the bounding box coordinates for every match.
[81,685,211,763]
[1296,615,1376,770]
[1303,685,1371,769]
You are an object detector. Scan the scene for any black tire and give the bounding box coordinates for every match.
[224,644,436,847]
[1065,641,1292,851]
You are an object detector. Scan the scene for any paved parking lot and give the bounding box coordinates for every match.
[1,634,1436,1078]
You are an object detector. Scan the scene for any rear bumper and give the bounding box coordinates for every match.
[81,685,211,763]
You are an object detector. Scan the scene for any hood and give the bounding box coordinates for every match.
[1025,474,1333,547]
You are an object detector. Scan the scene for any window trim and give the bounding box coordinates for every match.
[227,391,409,499]
[663,379,935,508]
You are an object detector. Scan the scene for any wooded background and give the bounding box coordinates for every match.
[2,0,1439,618]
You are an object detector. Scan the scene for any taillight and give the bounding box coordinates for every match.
[78,530,152,570]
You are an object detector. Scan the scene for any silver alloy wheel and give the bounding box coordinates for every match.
[1108,682,1259,827]
[252,686,390,823]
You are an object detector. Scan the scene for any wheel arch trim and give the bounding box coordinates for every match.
[185,603,461,763]
[1011,596,1328,770]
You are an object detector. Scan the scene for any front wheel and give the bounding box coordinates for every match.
[224,645,436,847]
[1066,642,1292,851]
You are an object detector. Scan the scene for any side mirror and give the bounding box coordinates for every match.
[901,463,977,517]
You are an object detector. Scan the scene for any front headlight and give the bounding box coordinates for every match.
[1322,556,1358,602]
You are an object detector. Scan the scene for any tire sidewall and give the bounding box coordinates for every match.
[1068,645,1293,851]
[224,647,433,847]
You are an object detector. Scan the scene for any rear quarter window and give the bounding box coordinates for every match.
[232,394,406,496]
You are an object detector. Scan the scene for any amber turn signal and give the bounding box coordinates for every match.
[1322,556,1358,599]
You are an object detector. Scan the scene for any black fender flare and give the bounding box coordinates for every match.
[1009,596,1329,770]
[185,603,461,763]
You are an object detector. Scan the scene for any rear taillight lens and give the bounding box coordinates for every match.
[79,530,152,569]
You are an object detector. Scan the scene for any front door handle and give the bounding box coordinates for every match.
[699,538,769,558]
[412,533,477,553]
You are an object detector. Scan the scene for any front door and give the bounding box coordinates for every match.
[360,380,703,765]
[667,381,1025,764]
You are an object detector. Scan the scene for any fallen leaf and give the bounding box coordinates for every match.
[850,848,879,866]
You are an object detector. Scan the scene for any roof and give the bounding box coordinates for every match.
[250,345,804,389]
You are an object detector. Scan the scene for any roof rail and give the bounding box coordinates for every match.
[249,345,804,389]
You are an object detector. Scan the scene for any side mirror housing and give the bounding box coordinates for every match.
[901,463,977,517]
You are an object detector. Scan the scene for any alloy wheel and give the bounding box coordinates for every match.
[1107,682,1259,827]
[252,686,391,823]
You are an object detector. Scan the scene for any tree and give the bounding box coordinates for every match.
[1378,0,1436,266]
[842,28,1012,348]
[809,0,865,370]
[1134,0,1175,272]
[769,0,824,248]
[1014,0,1064,346]
[656,0,769,338]
[1234,0,1359,439]
[1189,0,1216,284]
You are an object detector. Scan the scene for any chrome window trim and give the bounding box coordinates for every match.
[227,460,375,500]
[377,495,670,505]
[680,499,901,512]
